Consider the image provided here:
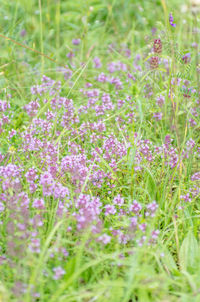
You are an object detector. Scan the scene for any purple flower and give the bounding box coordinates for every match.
[98,234,111,244]
[139,223,147,232]
[180,193,191,202]
[0,202,4,212]
[191,172,200,181]
[113,194,124,206]
[72,38,81,45]
[169,13,176,27]
[151,27,157,35]
[104,204,116,216]
[153,112,163,120]
[156,95,165,107]
[52,266,65,280]
[165,134,172,145]
[93,57,102,69]
[20,29,27,37]
[130,200,142,215]
[32,198,45,209]
[182,53,191,64]
[146,201,158,217]
[29,238,40,253]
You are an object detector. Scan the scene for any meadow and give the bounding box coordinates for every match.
[0,0,200,301]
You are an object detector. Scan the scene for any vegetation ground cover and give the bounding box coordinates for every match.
[0,0,200,301]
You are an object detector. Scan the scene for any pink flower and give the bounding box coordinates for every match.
[98,234,111,244]
[52,266,65,280]
[130,201,142,215]
[32,199,45,209]
[104,204,116,216]
[113,194,124,206]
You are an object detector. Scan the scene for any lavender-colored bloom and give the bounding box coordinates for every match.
[20,29,27,37]
[32,198,45,209]
[130,200,142,215]
[139,223,147,232]
[72,38,81,45]
[191,42,198,48]
[156,95,165,107]
[113,194,124,206]
[66,51,75,59]
[186,138,195,150]
[151,230,160,240]
[52,266,65,280]
[104,204,116,216]
[93,57,102,69]
[0,202,4,212]
[165,134,172,145]
[153,112,163,120]
[171,78,181,86]
[169,13,176,27]
[180,193,191,202]
[29,238,40,253]
[98,234,111,244]
[151,27,157,35]
[189,118,197,127]
[146,201,158,217]
[182,53,191,64]
[191,172,200,181]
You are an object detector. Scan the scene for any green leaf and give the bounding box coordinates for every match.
[179,231,199,271]
[161,247,177,272]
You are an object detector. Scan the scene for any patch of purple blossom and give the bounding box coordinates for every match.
[169,13,176,27]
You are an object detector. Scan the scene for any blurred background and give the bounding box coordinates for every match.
[0,0,198,94]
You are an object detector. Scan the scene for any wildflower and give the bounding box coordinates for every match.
[180,193,191,202]
[130,200,142,215]
[189,118,197,127]
[150,56,159,69]
[113,194,124,206]
[72,38,81,45]
[32,198,45,209]
[149,230,160,244]
[20,29,27,37]
[29,238,40,253]
[0,202,4,212]
[191,42,198,48]
[191,172,200,181]
[139,223,147,232]
[165,134,172,145]
[151,27,157,35]
[182,53,191,64]
[93,57,102,69]
[146,201,158,217]
[104,204,116,216]
[153,112,162,120]
[98,234,111,245]
[169,13,176,27]
[156,95,165,107]
[52,266,65,280]
[153,39,162,54]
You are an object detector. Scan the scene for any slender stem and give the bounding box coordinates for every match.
[193,13,199,96]
[0,34,66,68]
[39,0,44,74]
[56,0,60,61]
